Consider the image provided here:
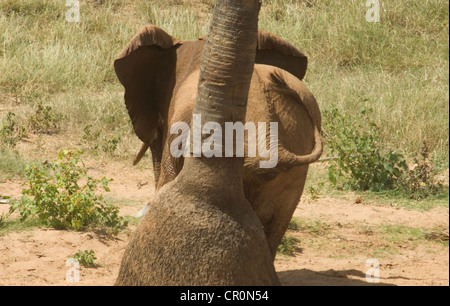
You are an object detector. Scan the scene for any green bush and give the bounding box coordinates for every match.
[0,149,28,181]
[73,250,97,268]
[0,112,27,148]
[396,141,446,200]
[81,124,121,155]
[323,106,447,199]
[81,124,101,145]
[101,135,121,155]
[10,150,127,233]
[28,102,63,134]
[277,235,299,256]
[323,106,407,191]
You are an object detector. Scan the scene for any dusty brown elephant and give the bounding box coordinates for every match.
[116,0,279,285]
[114,9,322,260]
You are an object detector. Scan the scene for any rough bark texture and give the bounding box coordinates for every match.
[115,0,279,286]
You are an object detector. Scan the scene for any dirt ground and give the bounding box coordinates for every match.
[0,138,448,286]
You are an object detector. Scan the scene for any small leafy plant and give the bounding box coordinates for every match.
[101,135,120,154]
[323,106,446,200]
[73,250,97,268]
[277,235,300,256]
[0,112,27,148]
[81,124,101,147]
[10,150,127,233]
[396,141,446,200]
[28,102,63,134]
[277,218,304,256]
[323,106,407,192]
[81,125,120,155]
[0,212,8,229]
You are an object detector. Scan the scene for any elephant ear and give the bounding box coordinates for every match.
[256,30,308,80]
[114,25,180,144]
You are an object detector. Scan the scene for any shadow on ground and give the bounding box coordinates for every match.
[278,269,397,286]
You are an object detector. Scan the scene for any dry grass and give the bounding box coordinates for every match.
[0,0,448,167]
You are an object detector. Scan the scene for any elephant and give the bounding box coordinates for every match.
[114,8,322,260]
[116,0,279,285]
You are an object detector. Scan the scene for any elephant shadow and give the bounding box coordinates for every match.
[277,269,399,286]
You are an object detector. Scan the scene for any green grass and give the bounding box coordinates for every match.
[277,235,300,256]
[363,189,449,211]
[288,217,331,235]
[0,150,29,181]
[0,215,44,236]
[304,165,449,211]
[0,0,448,161]
[364,223,449,254]
[282,216,448,259]
[381,224,426,243]
[381,224,449,246]
[0,0,130,94]
[259,0,449,159]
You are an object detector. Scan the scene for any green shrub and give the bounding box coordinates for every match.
[277,235,299,256]
[10,149,127,233]
[73,250,97,268]
[323,106,447,199]
[81,124,101,144]
[0,149,28,181]
[396,141,446,200]
[323,106,407,191]
[81,124,101,152]
[101,135,120,155]
[0,112,27,148]
[81,125,120,155]
[287,217,301,231]
[28,102,63,134]
[0,213,7,229]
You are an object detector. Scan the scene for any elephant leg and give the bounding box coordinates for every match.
[248,165,309,259]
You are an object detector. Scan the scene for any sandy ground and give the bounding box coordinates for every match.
[0,152,448,286]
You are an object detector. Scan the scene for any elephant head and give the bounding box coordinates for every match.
[115,0,280,286]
